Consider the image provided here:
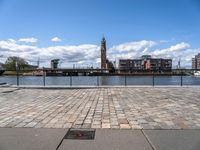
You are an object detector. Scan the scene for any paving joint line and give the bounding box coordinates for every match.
[55,130,68,150]
[141,130,156,150]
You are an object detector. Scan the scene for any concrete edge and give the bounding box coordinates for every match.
[1,127,200,130]
[7,85,200,89]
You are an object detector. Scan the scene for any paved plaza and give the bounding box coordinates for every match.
[0,87,200,129]
[1,128,200,150]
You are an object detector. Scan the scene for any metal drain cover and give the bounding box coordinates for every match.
[64,129,95,140]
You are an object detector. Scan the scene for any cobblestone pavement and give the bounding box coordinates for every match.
[0,87,200,129]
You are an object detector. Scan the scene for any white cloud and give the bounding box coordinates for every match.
[8,39,16,43]
[108,41,198,68]
[169,42,190,51]
[108,40,157,61]
[150,42,196,68]
[51,37,61,42]
[110,40,157,53]
[152,43,190,58]
[18,38,38,43]
[151,42,190,56]
[0,39,99,67]
[0,39,199,68]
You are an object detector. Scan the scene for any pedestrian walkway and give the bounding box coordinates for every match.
[0,87,200,129]
[0,128,200,150]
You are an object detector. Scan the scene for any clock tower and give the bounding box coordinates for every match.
[101,36,107,69]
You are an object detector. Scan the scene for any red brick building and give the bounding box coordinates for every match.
[119,55,172,71]
[192,53,200,69]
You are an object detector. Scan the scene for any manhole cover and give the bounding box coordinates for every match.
[64,129,95,140]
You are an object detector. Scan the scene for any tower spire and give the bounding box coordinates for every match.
[102,35,105,41]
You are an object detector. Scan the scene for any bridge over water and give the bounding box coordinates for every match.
[6,68,200,76]
[33,68,199,76]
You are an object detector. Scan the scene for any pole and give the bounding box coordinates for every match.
[152,72,155,87]
[16,61,19,86]
[97,76,99,86]
[70,74,72,86]
[43,68,46,86]
[125,75,127,86]
[17,69,19,86]
[180,70,183,87]
[181,75,183,87]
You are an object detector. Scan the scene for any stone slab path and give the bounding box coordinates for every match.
[0,87,200,129]
[1,128,200,150]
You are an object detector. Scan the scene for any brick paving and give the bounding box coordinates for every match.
[0,87,200,129]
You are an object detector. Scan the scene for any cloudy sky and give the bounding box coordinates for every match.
[0,0,200,68]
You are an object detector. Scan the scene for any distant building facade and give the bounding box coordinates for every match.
[119,55,172,71]
[145,58,172,71]
[192,53,200,69]
[51,59,59,69]
[119,59,142,70]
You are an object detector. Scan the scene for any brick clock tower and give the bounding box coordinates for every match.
[101,36,107,69]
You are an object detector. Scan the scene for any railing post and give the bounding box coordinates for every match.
[152,72,155,87]
[16,62,19,86]
[125,75,127,86]
[180,70,183,87]
[43,68,46,86]
[97,76,99,86]
[16,69,19,86]
[70,75,72,86]
[181,75,183,87]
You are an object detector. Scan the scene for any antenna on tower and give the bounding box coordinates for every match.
[102,35,106,41]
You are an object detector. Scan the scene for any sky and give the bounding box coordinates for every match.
[0,0,200,68]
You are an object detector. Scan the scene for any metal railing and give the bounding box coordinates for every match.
[0,69,200,87]
[13,74,193,87]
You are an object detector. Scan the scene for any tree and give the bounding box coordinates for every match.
[4,56,29,70]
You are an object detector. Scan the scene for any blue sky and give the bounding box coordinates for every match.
[0,0,200,68]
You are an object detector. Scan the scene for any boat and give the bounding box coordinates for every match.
[194,71,200,76]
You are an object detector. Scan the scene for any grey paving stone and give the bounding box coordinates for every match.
[143,130,200,150]
[0,128,68,150]
[58,129,153,150]
[0,87,200,129]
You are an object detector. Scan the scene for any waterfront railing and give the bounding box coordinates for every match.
[0,69,200,86]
